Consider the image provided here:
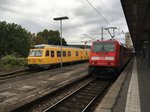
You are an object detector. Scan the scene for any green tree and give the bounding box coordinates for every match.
[0,21,32,57]
[37,29,67,46]
[37,29,49,38]
[32,34,48,45]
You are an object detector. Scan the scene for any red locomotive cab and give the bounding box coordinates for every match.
[89,40,116,67]
[89,40,131,78]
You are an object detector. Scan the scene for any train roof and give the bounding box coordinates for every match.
[93,39,119,43]
[33,44,89,50]
[92,39,128,48]
[34,44,50,48]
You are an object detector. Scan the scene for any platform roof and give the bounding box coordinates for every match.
[121,0,150,50]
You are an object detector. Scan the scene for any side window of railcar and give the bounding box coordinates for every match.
[63,51,66,57]
[51,51,54,57]
[68,51,71,57]
[45,50,49,56]
[57,51,61,57]
[76,51,78,56]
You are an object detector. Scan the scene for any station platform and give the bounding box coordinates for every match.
[95,57,150,112]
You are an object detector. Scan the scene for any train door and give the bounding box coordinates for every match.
[81,51,83,60]
[50,50,55,64]
[63,51,67,62]
[45,50,51,64]
[56,51,61,63]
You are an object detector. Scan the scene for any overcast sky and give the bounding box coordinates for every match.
[0,0,128,45]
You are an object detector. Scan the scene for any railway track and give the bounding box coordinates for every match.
[10,77,112,112]
[44,79,111,112]
[0,69,40,80]
[0,63,88,80]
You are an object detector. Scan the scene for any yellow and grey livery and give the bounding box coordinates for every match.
[28,44,90,69]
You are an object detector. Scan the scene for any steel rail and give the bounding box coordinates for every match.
[0,69,39,80]
[43,79,111,112]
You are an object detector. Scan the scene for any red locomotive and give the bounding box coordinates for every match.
[89,39,131,78]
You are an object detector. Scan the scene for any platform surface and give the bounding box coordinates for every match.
[114,57,150,112]
[95,57,150,112]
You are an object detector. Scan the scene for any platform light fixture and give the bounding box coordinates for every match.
[53,16,69,70]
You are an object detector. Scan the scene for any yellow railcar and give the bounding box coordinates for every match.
[28,45,90,69]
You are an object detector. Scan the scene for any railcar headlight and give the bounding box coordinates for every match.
[110,62,114,65]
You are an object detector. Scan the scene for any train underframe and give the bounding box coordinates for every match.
[28,59,89,70]
[28,64,51,70]
[88,66,119,79]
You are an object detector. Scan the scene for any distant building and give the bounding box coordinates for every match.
[125,32,133,49]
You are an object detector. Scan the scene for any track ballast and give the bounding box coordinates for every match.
[44,79,111,112]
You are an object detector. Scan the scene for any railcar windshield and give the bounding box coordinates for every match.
[92,42,115,52]
[29,50,43,57]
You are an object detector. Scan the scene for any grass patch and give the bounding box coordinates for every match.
[0,55,27,71]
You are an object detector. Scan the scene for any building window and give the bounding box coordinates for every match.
[57,51,61,57]
[45,50,49,56]
[51,51,54,57]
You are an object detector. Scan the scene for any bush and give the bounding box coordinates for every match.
[17,58,27,66]
[0,55,27,67]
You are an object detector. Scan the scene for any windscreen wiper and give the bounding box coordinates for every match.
[100,44,109,53]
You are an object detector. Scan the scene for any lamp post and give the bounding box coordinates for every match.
[53,16,69,70]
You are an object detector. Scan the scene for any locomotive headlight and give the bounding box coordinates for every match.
[91,56,99,60]
[110,62,114,65]
[105,57,114,60]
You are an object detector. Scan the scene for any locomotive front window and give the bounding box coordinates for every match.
[92,42,115,52]
[29,50,43,57]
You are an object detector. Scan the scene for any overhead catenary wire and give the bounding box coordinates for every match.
[86,0,113,27]
[98,0,115,24]
[86,0,120,40]
[98,0,125,34]
[86,0,126,38]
